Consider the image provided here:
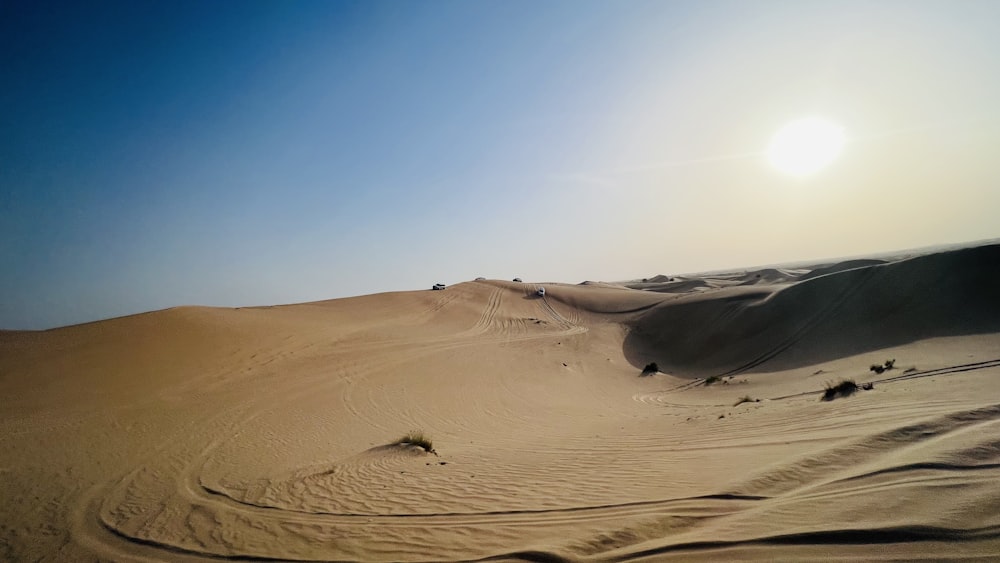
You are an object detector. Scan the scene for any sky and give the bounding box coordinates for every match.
[2,0,999,329]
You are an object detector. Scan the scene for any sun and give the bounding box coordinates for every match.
[767,117,846,176]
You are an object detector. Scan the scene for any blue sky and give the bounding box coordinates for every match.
[3,0,999,329]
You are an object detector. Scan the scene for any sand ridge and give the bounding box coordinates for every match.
[2,244,1000,560]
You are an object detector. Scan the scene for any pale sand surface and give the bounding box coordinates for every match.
[2,243,1000,561]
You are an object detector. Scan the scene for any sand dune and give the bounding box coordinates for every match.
[2,243,999,561]
[625,244,1000,376]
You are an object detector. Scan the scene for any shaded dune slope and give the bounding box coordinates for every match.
[624,244,1000,377]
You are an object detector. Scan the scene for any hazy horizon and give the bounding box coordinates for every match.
[4,0,999,330]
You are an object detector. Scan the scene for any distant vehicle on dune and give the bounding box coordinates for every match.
[513,277,522,282]
[475,277,486,281]
[536,287,545,296]
[432,283,446,290]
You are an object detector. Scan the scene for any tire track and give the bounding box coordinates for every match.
[602,525,1000,562]
[717,266,877,377]
[81,284,605,561]
[727,403,1000,497]
[768,358,1000,401]
[462,286,505,337]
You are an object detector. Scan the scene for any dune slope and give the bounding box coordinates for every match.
[625,244,1000,377]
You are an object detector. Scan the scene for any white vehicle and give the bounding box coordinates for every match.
[536,287,546,296]
[432,283,446,290]
[513,277,522,282]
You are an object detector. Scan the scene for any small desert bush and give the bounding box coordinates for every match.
[704,375,720,386]
[395,431,434,453]
[822,379,858,401]
[641,362,659,376]
[870,359,897,374]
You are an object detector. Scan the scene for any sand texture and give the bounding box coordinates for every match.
[3,243,1000,561]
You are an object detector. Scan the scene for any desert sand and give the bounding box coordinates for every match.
[2,243,1000,561]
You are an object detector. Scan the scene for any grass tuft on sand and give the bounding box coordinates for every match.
[394,431,435,453]
[822,379,858,401]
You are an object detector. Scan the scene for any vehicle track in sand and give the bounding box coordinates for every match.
[72,283,602,561]
[717,266,877,377]
[85,401,1000,561]
[81,354,1000,562]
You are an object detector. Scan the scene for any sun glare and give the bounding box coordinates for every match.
[767,117,846,176]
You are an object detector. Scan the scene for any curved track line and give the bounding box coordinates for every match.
[718,267,877,377]
[603,525,1000,561]
[768,358,1000,401]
